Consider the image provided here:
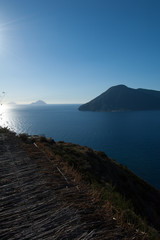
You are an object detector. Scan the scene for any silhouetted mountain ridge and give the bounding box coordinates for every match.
[79,85,160,111]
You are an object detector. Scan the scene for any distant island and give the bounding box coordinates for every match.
[31,100,47,105]
[79,85,160,111]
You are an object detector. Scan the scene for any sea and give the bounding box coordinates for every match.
[1,104,160,190]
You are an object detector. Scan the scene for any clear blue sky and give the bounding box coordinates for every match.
[0,0,160,104]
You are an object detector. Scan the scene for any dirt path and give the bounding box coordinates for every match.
[0,133,145,240]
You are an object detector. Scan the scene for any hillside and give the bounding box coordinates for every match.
[1,128,160,239]
[79,85,160,111]
[19,133,160,238]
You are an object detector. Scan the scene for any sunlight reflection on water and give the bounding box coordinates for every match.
[0,104,9,128]
[0,106,31,133]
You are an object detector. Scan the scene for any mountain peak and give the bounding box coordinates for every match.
[112,84,127,88]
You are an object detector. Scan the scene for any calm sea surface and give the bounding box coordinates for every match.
[1,104,160,190]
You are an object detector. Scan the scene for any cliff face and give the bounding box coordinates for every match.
[79,85,160,111]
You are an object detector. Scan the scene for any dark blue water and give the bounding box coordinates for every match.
[1,104,160,190]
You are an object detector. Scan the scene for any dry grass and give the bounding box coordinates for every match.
[30,136,160,240]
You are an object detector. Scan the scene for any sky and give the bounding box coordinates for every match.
[0,0,160,104]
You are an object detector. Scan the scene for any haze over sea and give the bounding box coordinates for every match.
[1,104,160,190]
